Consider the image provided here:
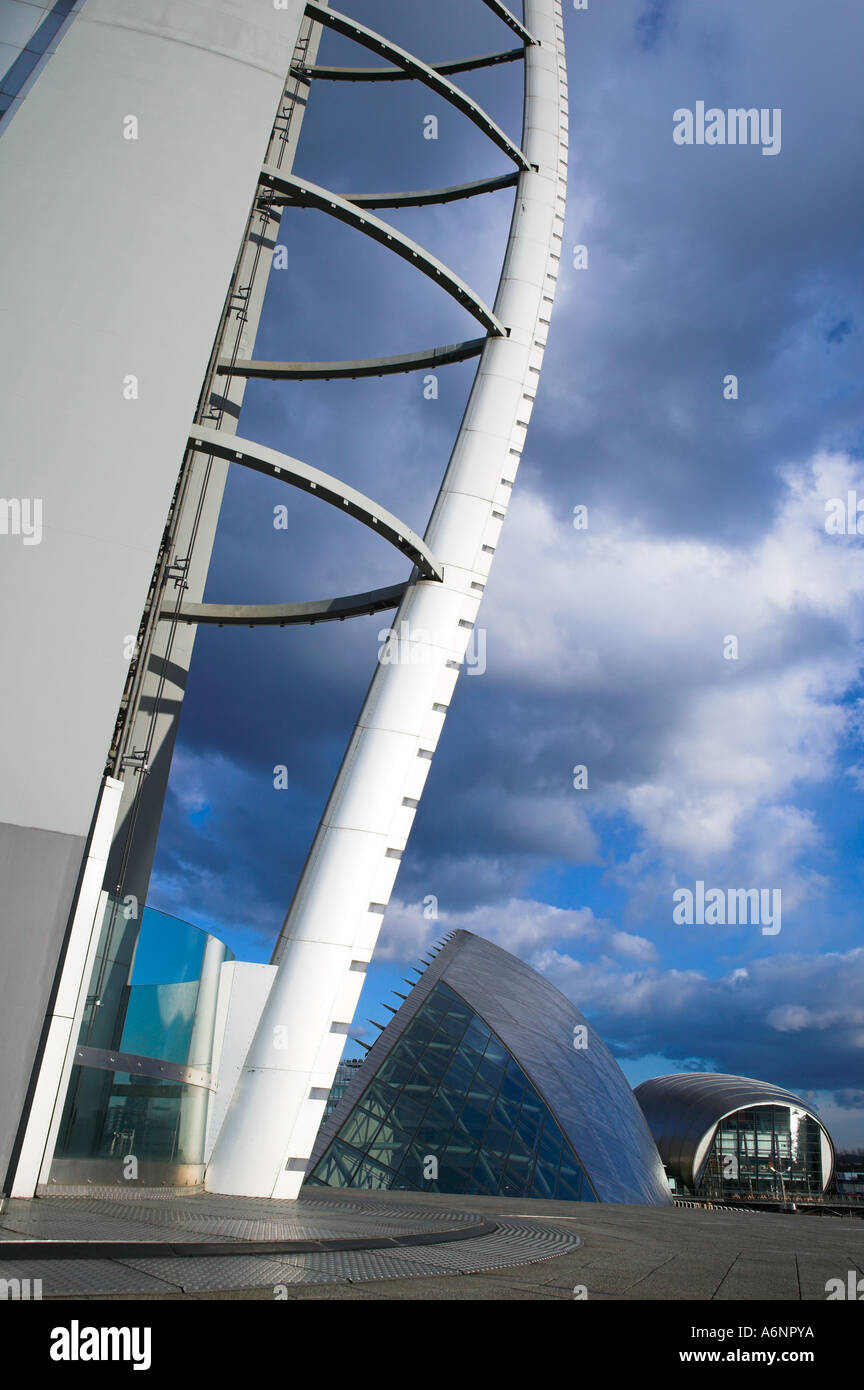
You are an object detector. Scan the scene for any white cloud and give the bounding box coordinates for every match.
[481,452,864,889]
[375,896,657,964]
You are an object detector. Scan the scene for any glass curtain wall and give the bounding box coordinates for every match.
[308,981,598,1201]
[51,901,232,1175]
[699,1104,825,1199]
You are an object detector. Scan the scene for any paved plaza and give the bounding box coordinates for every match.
[0,1187,860,1301]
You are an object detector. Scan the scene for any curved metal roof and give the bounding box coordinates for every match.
[309,930,672,1205]
[634,1072,834,1189]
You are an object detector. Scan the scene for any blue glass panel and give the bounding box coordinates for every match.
[471,1150,506,1190]
[432,1010,471,1045]
[501,1168,530,1198]
[442,1134,480,1167]
[459,1100,491,1140]
[507,1129,532,1163]
[530,1160,558,1199]
[366,1118,410,1169]
[517,1106,541,1149]
[474,1054,504,1089]
[25,12,68,54]
[499,1065,526,1106]
[309,979,597,1204]
[376,1055,413,1087]
[0,46,39,98]
[390,1090,430,1132]
[492,1093,522,1129]
[358,1080,398,1118]
[415,1116,454,1152]
[437,1159,472,1189]
[402,1017,438,1047]
[413,1047,452,1087]
[338,1107,382,1150]
[353,1157,393,1189]
[441,1054,477,1093]
[483,1122,512,1158]
[461,1018,492,1054]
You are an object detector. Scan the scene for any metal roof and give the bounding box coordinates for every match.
[309,930,672,1205]
[634,1072,834,1189]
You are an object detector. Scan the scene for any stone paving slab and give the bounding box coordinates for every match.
[2,1188,861,1300]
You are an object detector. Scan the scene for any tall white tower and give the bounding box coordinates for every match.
[0,0,568,1203]
[0,0,310,1195]
[207,0,569,1198]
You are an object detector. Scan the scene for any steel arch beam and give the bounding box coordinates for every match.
[206,0,567,1205]
[163,583,406,628]
[187,427,443,582]
[218,338,485,382]
[259,168,506,336]
[297,47,524,81]
[342,172,520,210]
[480,0,537,44]
[266,170,519,211]
[304,3,530,171]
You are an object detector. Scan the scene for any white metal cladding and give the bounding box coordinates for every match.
[0,0,306,1194]
[206,0,569,1199]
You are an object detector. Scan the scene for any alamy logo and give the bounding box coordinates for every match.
[0,1277,42,1300]
[825,1271,864,1300]
[825,491,864,534]
[50,1322,151,1371]
[673,103,781,156]
[0,497,42,545]
[377,620,486,676]
[673,881,781,935]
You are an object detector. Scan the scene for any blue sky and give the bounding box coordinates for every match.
[149,0,864,1147]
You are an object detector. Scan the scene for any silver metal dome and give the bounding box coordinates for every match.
[634,1072,835,1192]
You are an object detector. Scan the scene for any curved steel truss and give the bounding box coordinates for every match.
[174,5,550,632]
[298,47,524,82]
[302,3,530,169]
[173,583,406,629]
[256,170,506,335]
[267,170,520,211]
[205,0,569,1199]
[185,426,443,579]
[220,338,486,382]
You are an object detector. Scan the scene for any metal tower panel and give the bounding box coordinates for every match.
[0,0,306,1191]
[206,0,569,1199]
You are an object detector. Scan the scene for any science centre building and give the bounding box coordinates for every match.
[307,931,673,1205]
[635,1073,835,1201]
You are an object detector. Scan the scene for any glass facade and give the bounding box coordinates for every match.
[698,1104,826,1200]
[53,1068,207,1168]
[51,900,233,1174]
[324,1059,364,1121]
[307,981,597,1201]
[0,0,79,126]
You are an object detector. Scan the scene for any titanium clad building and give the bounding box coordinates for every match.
[307,931,673,1205]
[635,1073,835,1200]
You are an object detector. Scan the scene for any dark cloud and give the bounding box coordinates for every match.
[148,0,864,1140]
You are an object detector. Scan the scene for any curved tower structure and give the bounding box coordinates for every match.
[207,0,569,1197]
[0,0,311,1197]
[1,0,569,1203]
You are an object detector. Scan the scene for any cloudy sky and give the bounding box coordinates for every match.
[149,0,864,1147]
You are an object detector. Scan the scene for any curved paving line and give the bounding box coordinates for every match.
[0,1219,497,1261]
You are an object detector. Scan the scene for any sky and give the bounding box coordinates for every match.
[148,0,864,1149]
